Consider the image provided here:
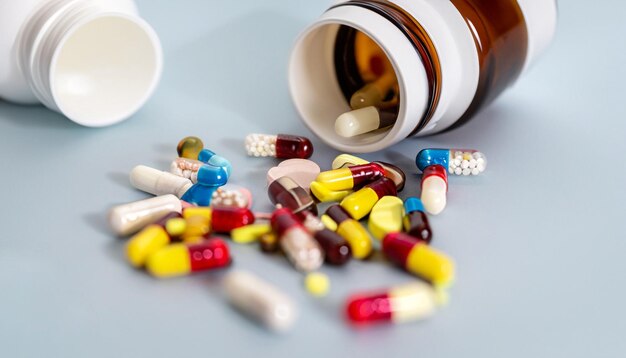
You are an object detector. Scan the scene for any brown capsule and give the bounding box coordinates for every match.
[268,176,317,216]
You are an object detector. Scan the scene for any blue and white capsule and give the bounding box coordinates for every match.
[181,165,229,206]
[199,149,232,177]
[416,149,487,176]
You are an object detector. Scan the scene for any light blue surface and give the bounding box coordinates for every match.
[1,1,625,357]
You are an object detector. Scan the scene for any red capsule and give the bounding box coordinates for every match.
[276,134,313,159]
[271,208,323,271]
[340,177,397,220]
[316,163,385,191]
[146,238,231,278]
[188,239,231,272]
[211,207,255,233]
[346,282,443,324]
[245,133,313,159]
[382,232,455,287]
[313,229,352,265]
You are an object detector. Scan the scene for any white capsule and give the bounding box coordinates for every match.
[454,167,462,175]
[223,270,297,332]
[462,168,471,176]
[334,106,396,138]
[280,227,324,272]
[421,176,447,215]
[108,195,182,236]
[471,168,480,176]
[130,165,193,198]
[461,160,469,169]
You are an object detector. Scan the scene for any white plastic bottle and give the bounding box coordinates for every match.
[289,0,558,152]
[0,0,162,126]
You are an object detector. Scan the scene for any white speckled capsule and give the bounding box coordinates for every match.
[245,133,313,159]
[416,149,487,176]
[170,158,203,183]
[223,270,297,332]
[108,195,182,236]
[130,165,192,198]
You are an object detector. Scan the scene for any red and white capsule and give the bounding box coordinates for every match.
[346,282,446,325]
[421,165,448,215]
[245,133,313,159]
[271,208,323,272]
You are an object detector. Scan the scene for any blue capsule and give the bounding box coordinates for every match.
[181,165,229,206]
[404,197,425,214]
[403,197,432,243]
[416,148,487,176]
[199,149,232,177]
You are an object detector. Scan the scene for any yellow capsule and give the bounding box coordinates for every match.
[406,244,455,288]
[316,162,385,191]
[331,154,369,170]
[383,233,454,287]
[126,225,170,267]
[304,272,330,297]
[165,217,187,237]
[337,220,372,260]
[350,72,397,110]
[147,244,191,277]
[340,177,397,220]
[368,196,404,240]
[340,188,379,220]
[316,168,354,191]
[326,205,372,259]
[146,239,230,278]
[182,207,212,221]
[181,215,210,241]
[231,224,272,244]
[320,214,338,231]
[182,236,205,244]
[310,181,351,203]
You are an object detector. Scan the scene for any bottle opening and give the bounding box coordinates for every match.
[289,5,431,153]
[290,22,413,153]
[50,14,162,127]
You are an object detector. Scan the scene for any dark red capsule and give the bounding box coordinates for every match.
[268,177,317,216]
[313,228,351,265]
[276,134,313,159]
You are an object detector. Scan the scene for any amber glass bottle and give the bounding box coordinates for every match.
[289,0,557,152]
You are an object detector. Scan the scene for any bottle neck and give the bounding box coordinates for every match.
[15,0,162,126]
[332,0,442,137]
[18,0,106,111]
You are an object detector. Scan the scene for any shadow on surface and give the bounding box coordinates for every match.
[0,100,78,129]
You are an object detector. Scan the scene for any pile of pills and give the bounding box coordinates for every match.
[107,134,487,331]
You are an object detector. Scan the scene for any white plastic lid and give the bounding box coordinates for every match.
[49,13,162,127]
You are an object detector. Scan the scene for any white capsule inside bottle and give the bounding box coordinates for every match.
[108,194,182,236]
[223,270,297,332]
[130,165,192,198]
[335,106,397,138]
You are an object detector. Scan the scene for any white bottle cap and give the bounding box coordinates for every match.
[17,1,163,126]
